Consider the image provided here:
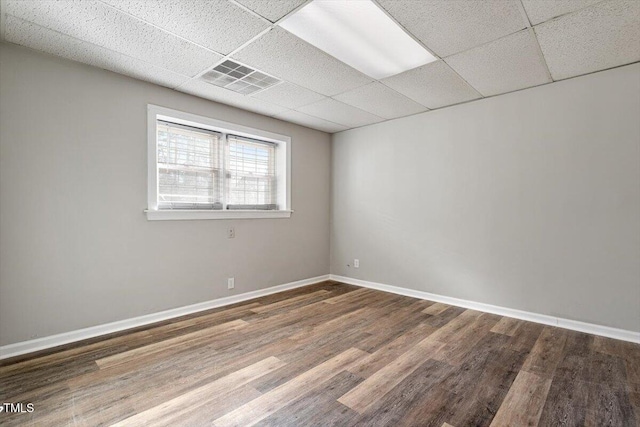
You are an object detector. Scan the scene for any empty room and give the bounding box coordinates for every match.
[0,0,639,425]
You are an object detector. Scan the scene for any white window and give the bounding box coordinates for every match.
[146,105,291,220]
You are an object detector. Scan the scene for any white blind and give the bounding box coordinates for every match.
[227,135,278,210]
[157,121,222,209]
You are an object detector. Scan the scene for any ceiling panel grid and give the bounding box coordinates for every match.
[0,0,638,133]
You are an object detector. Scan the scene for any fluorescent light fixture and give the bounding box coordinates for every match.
[279,0,437,80]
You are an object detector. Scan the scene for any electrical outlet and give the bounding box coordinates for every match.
[228,277,235,289]
[354,259,359,268]
[227,227,235,239]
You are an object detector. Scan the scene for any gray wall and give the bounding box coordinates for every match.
[332,63,640,332]
[2,42,638,347]
[0,43,331,346]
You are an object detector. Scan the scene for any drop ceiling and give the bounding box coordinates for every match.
[1,0,638,133]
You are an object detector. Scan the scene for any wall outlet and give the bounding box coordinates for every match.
[227,227,235,239]
[354,259,359,268]
[227,277,235,289]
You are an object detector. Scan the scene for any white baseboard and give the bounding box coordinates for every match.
[3,272,636,360]
[330,274,640,344]
[0,274,330,360]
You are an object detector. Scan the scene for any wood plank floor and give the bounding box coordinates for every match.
[1,281,638,426]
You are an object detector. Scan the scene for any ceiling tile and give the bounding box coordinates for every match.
[535,0,640,81]
[333,82,427,120]
[5,0,222,76]
[179,79,288,117]
[446,29,552,97]
[4,16,189,88]
[521,0,603,25]
[382,60,481,109]
[234,0,307,22]
[274,110,347,133]
[377,0,528,57]
[232,27,372,96]
[101,0,268,55]
[296,98,384,128]
[251,82,325,109]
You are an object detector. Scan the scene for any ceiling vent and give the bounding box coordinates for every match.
[200,60,281,95]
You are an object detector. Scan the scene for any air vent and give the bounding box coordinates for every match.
[201,60,281,95]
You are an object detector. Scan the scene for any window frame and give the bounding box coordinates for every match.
[156,120,223,210]
[146,104,291,220]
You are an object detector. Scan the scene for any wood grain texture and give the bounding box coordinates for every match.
[249,290,330,314]
[489,370,552,426]
[338,333,445,413]
[96,318,248,369]
[0,281,638,426]
[213,347,367,427]
[521,326,568,377]
[490,316,523,336]
[112,356,285,426]
[423,302,451,315]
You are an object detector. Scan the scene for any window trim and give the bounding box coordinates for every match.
[146,104,292,220]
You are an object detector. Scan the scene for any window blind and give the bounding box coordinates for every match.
[226,135,278,210]
[157,121,222,209]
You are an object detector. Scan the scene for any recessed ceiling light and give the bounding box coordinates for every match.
[279,0,437,80]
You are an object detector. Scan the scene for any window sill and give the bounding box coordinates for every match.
[145,209,293,221]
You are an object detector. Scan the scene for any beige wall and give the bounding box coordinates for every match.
[0,43,331,346]
[331,63,640,332]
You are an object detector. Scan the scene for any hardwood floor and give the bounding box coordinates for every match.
[1,281,638,426]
